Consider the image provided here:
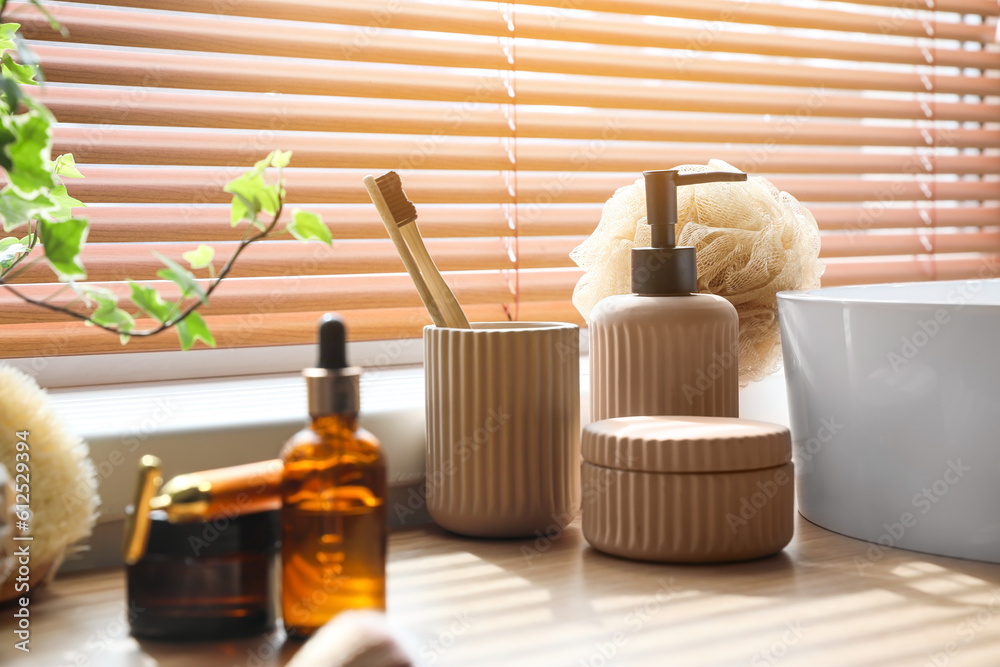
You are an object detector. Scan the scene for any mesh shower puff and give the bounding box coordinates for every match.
[570,159,824,385]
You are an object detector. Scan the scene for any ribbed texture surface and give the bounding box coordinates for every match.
[589,295,739,421]
[425,323,580,537]
[582,462,794,562]
[583,416,791,473]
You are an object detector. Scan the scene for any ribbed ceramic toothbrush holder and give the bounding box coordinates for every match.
[424,322,581,537]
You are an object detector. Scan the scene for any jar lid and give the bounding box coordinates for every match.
[141,508,280,560]
[582,416,791,473]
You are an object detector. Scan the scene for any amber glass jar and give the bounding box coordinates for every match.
[126,509,280,640]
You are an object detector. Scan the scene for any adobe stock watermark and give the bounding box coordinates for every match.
[682,349,737,405]
[520,509,576,564]
[56,600,144,667]
[578,577,681,667]
[188,459,282,557]
[887,259,1000,372]
[235,630,284,667]
[523,450,640,564]
[854,458,971,575]
[924,588,1000,667]
[61,397,177,513]
[725,466,792,534]
[393,407,512,524]
[419,610,474,665]
[751,620,806,666]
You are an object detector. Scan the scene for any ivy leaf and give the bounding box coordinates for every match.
[258,184,280,215]
[75,283,114,307]
[182,244,215,270]
[0,187,55,232]
[0,237,27,270]
[286,208,331,245]
[0,76,20,117]
[175,311,215,351]
[224,173,265,225]
[47,183,85,220]
[53,153,84,178]
[270,150,292,169]
[1,52,37,86]
[14,34,41,81]
[7,112,55,195]
[81,285,135,342]
[153,251,207,303]
[0,24,19,54]
[129,281,172,323]
[227,191,253,226]
[37,217,87,280]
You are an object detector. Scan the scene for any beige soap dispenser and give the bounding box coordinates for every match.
[589,169,746,422]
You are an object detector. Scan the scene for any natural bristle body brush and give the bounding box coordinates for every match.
[364,172,470,329]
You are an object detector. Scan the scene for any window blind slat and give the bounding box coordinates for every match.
[467,0,996,41]
[52,0,1000,31]
[7,239,523,284]
[0,300,586,356]
[32,46,1000,122]
[29,0,997,69]
[40,86,1000,149]
[51,126,1000,176]
[77,204,592,242]
[22,6,1000,92]
[823,255,1000,286]
[57,167,1000,205]
[16,227,1000,285]
[812,205,1000,231]
[74,203,1000,245]
[0,269,582,325]
[821,231,1000,258]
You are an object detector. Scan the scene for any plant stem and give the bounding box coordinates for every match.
[0,203,286,338]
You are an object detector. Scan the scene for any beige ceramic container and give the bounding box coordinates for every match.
[588,294,738,421]
[582,416,793,563]
[425,322,580,537]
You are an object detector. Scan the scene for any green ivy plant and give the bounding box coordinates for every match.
[0,12,331,350]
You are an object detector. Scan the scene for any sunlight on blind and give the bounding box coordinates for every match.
[1,0,997,357]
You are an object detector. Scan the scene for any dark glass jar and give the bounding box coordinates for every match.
[126,509,280,640]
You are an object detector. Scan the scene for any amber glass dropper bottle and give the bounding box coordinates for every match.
[281,314,387,638]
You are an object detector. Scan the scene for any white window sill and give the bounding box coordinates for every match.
[45,354,789,572]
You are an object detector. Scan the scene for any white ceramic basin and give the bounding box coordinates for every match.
[778,279,1000,564]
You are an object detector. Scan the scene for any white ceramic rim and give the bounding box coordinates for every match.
[777,278,1000,308]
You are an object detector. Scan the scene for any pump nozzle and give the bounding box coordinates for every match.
[632,169,748,295]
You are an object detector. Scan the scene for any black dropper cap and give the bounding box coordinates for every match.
[305,313,360,417]
[632,169,748,295]
[318,313,348,370]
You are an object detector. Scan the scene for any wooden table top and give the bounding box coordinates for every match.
[5,514,1000,666]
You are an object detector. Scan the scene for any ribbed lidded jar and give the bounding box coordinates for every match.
[582,416,794,563]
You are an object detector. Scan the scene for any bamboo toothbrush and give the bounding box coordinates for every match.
[363,174,447,327]
[364,172,471,329]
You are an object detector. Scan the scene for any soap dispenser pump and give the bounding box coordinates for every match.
[588,169,746,422]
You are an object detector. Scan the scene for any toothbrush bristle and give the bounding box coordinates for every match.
[374,171,417,227]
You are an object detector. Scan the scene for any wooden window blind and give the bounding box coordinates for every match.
[1,0,997,357]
